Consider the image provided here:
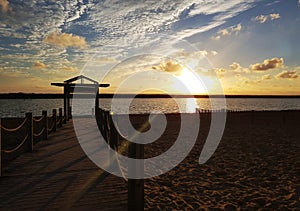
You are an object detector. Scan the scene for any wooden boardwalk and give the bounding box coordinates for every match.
[0,118,128,210]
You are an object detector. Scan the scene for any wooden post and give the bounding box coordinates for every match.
[128,143,144,211]
[63,86,67,124]
[66,86,70,122]
[58,108,63,128]
[52,109,57,132]
[0,118,2,177]
[69,106,72,120]
[282,110,286,130]
[95,85,99,108]
[42,110,48,140]
[26,113,33,152]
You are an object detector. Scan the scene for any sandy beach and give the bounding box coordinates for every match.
[142,111,300,210]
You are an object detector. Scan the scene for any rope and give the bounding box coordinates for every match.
[33,115,44,123]
[2,134,29,154]
[57,118,62,125]
[48,121,55,132]
[47,116,54,132]
[33,127,45,137]
[0,117,28,132]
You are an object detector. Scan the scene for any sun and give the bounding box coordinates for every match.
[174,68,207,95]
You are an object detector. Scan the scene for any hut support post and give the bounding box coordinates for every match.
[68,106,72,120]
[95,86,99,109]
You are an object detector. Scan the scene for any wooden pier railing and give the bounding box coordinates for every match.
[95,107,144,211]
[0,107,72,176]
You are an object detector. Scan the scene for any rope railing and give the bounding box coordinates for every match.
[33,115,44,123]
[195,108,298,113]
[33,127,45,138]
[47,118,55,133]
[95,107,143,211]
[1,134,29,154]
[0,117,28,132]
[1,107,69,176]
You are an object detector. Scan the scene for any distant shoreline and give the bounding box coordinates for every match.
[0,93,300,99]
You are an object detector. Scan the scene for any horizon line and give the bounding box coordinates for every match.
[0,93,300,99]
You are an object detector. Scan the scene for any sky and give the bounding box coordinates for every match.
[0,0,300,95]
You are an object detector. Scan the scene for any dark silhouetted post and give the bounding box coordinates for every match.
[58,108,63,128]
[0,118,2,177]
[69,106,72,120]
[42,110,48,140]
[52,109,57,132]
[128,143,144,211]
[63,86,67,123]
[26,113,33,152]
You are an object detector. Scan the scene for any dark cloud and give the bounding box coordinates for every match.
[276,71,298,79]
[251,57,284,71]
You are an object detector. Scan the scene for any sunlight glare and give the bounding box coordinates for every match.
[175,68,206,95]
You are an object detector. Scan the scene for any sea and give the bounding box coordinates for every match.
[0,98,300,117]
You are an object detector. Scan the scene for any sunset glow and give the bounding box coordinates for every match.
[0,1,299,95]
[176,68,207,95]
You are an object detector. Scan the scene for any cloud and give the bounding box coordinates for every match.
[229,62,249,73]
[230,62,242,71]
[251,57,284,71]
[43,32,87,49]
[33,61,46,69]
[254,13,281,23]
[262,74,272,80]
[0,0,10,12]
[212,24,242,40]
[211,51,218,56]
[254,15,268,23]
[215,68,226,79]
[152,60,184,75]
[270,13,281,20]
[60,66,78,72]
[276,71,298,79]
